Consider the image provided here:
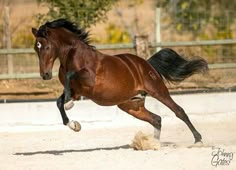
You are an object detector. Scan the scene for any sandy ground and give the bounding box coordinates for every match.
[0,112,236,170]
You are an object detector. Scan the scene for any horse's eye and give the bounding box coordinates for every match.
[37,42,42,49]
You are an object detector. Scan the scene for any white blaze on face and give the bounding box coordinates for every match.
[37,41,42,50]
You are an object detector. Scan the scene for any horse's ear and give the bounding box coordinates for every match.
[32,28,38,37]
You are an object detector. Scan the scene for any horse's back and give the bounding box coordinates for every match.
[114,53,163,90]
[113,53,148,85]
[114,53,159,81]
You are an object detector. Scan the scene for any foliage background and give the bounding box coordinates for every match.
[36,0,117,28]
[0,0,235,99]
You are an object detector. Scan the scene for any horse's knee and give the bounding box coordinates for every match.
[118,100,162,130]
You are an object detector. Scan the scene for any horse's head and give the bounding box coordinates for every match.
[31,27,57,80]
[32,19,93,80]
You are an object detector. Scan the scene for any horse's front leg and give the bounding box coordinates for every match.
[64,71,78,110]
[57,93,81,132]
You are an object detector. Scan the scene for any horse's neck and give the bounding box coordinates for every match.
[59,41,98,70]
[76,45,99,69]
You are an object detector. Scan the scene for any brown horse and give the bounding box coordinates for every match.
[32,19,208,144]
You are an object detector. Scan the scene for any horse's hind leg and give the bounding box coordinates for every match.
[144,80,202,144]
[118,98,162,139]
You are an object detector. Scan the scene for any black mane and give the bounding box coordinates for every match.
[37,19,91,46]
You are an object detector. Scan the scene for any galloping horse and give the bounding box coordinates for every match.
[32,19,208,144]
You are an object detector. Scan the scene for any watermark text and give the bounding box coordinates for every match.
[211,147,234,167]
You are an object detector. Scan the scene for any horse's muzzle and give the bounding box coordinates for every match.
[41,72,52,80]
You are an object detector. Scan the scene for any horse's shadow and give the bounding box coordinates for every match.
[14,144,131,156]
[14,141,201,156]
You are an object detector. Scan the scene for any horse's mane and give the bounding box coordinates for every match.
[37,19,92,46]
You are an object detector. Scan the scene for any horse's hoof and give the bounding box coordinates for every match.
[64,100,74,110]
[188,141,204,148]
[67,120,81,132]
[195,141,204,146]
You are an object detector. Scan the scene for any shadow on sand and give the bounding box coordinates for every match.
[14,144,131,156]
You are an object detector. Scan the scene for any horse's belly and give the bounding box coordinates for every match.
[89,94,134,106]
[90,84,136,106]
[86,77,137,105]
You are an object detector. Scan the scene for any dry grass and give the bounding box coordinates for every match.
[0,78,63,100]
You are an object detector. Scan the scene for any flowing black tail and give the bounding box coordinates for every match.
[147,48,208,83]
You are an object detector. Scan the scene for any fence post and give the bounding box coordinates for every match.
[135,35,150,60]
[155,7,161,52]
[3,6,13,75]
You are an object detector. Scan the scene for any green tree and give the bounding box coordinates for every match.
[157,0,236,63]
[157,0,236,38]
[36,0,118,28]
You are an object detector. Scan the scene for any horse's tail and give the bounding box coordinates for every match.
[147,48,208,83]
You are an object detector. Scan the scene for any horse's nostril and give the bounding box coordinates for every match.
[45,72,49,77]
[42,72,52,80]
